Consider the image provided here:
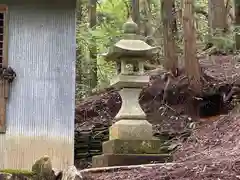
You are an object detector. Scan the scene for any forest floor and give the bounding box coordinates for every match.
[80,110,240,180]
[76,55,240,179]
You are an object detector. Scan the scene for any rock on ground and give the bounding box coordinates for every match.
[60,166,83,180]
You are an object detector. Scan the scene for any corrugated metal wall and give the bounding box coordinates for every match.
[0,2,76,170]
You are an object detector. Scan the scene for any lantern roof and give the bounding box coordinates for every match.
[103,17,157,62]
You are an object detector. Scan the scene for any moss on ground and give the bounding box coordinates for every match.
[0,169,35,177]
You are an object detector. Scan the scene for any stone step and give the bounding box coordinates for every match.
[92,154,172,167]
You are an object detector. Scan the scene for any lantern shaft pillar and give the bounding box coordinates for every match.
[110,88,153,141]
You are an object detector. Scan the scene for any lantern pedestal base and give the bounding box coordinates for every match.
[92,154,172,168]
[102,139,164,154]
[109,120,153,140]
[91,139,172,168]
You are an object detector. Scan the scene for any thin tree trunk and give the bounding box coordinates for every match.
[76,0,83,99]
[88,0,97,93]
[171,2,178,38]
[130,0,140,29]
[235,0,240,49]
[161,0,178,76]
[182,0,201,94]
[140,0,154,41]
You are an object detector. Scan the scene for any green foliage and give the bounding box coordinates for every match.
[76,0,236,99]
[0,169,35,176]
[76,0,128,99]
[235,0,240,6]
[212,34,235,53]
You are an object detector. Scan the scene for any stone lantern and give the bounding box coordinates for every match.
[92,17,172,167]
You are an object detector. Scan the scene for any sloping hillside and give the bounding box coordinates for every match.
[80,111,240,179]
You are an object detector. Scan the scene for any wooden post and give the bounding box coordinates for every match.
[0,5,8,133]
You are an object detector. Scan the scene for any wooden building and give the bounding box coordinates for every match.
[0,0,76,170]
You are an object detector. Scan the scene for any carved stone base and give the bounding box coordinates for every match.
[102,139,165,154]
[92,154,172,167]
[109,120,153,140]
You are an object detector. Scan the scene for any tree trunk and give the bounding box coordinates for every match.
[235,0,240,49]
[140,0,154,42]
[130,0,140,30]
[76,0,84,99]
[182,0,201,94]
[88,0,97,93]
[161,0,178,76]
[208,0,227,32]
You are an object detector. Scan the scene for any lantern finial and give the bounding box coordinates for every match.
[122,16,138,34]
